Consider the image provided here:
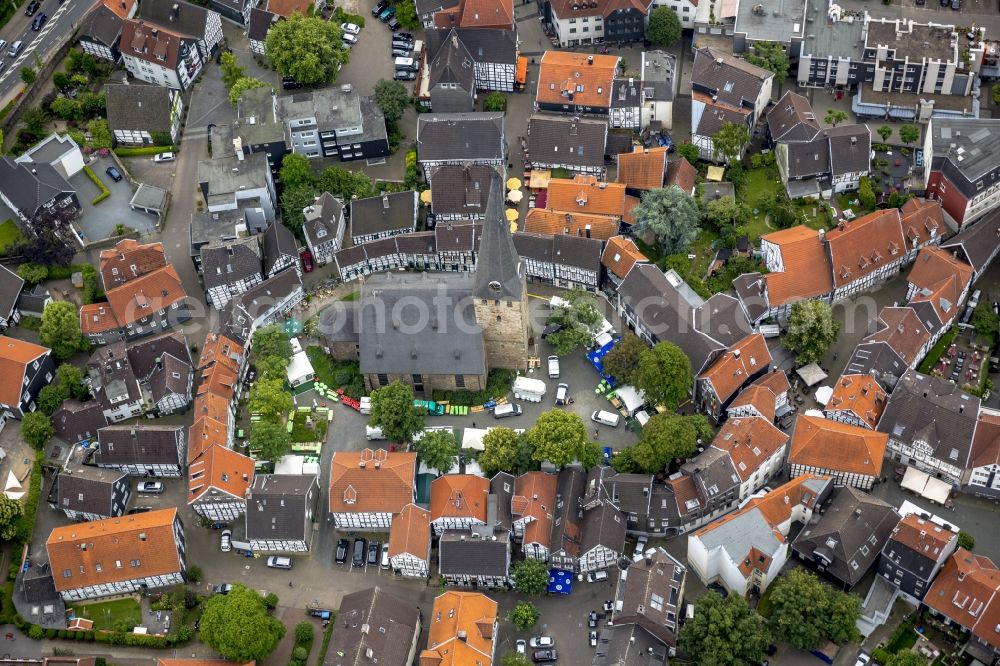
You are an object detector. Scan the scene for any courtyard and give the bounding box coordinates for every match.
[68,155,159,242]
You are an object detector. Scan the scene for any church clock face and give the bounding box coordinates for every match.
[488,280,502,293]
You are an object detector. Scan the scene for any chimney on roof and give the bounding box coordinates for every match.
[588,55,594,65]
[382,194,390,209]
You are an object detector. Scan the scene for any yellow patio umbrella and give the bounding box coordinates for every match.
[505,208,519,221]
[509,221,518,233]
[420,189,433,204]
[506,177,522,190]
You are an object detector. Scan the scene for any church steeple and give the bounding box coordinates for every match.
[473,174,524,302]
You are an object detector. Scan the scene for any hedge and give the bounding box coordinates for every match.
[14,452,44,544]
[12,613,190,648]
[114,145,175,157]
[83,166,110,205]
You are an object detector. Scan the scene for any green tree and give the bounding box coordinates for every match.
[545,289,602,356]
[528,410,600,468]
[972,305,999,339]
[679,592,769,666]
[200,584,286,662]
[632,187,701,254]
[676,142,700,166]
[394,0,420,28]
[508,601,540,631]
[38,383,68,415]
[712,121,749,164]
[785,299,840,365]
[220,51,247,89]
[22,108,49,135]
[50,97,83,121]
[511,558,549,595]
[249,421,292,462]
[413,429,459,474]
[479,427,520,475]
[858,176,876,210]
[0,494,23,541]
[634,341,692,410]
[885,652,928,666]
[629,413,706,473]
[370,381,424,443]
[502,654,532,666]
[265,14,347,86]
[994,83,1000,107]
[21,412,53,450]
[248,377,293,420]
[78,92,106,118]
[56,363,90,400]
[256,355,288,381]
[899,123,920,145]
[229,77,267,106]
[483,92,506,112]
[957,530,975,551]
[601,332,647,385]
[318,166,374,201]
[87,119,112,150]
[704,196,751,243]
[645,6,682,46]
[373,79,410,124]
[295,621,314,644]
[281,183,319,236]
[744,41,789,79]
[279,154,315,190]
[53,71,72,91]
[20,67,37,85]
[767,569,860,649]
[17,263,48,285]
[40,301,83,360]
[824,109,848,127]
[877,125,893,142]
[252,324,294,363]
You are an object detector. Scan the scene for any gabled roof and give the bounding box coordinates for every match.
[790,414,888,478]
[329,449,416,515]
[201,238,262,291]
[438,530,510,578]
[247,6,279,40]
[513,232,602,273]
[766,90,820,144]
[417,113,505,163]
[665,158,697,195]
[907,245,973,306]
[580,499,626,558]
[0,158,74,219]
[424,28,517,66]
[0,336,49,407]
[430,474,490,523]
[613,547,686,646]
[302,192,343,248]
[710,414,788,482]
[52,400,109,445]
[0,264,24,322]
[862,307,932,366]
[262,221,298,276]
[825,210,906,288]
[546,176,628,217]
[429,165,494,218]
[691,47,771,111]
[105,85,176,136]
[940,207,1000,275]
[55,466,126,517]
[420,591,497,666]
[523,209,619,240]
[96,264,187,330]
[388,503,431,560]
[330,588,421,666]
[616,147,667,191]
[924,548,1000,650]
[429,33,475,92]
[526,114,607,169]
[760,225,834,304]
[188,416,228,461]
[79,5,125,48]
[47,509,182,592]
[550,0,651,21]
[350,192,418,239]
[138,0,213,37]
[266,0,311,16]
[549,466,585,558]
[433,0,513,29]
[824,374,888,429]
[698,333,771,406]
[887,513,956,561]
[245,474,317,542]
[899,198,943,249]
[536,51,619,110]
[969,409,1000,470]
[825,124,871,178]
[95,425,184,467]
[602,235,647,280]
[187,444,254,504]
[198,333,245,372]
[512,471,557,547]
[120,19,189,69]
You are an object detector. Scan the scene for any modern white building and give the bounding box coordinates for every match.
[119,19,204,91]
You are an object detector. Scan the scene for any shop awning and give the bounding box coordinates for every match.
[796,363,828,387]
[900,467,951,505]
[516,56,528,85]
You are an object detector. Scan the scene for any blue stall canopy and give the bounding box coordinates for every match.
[586,337,621,385]
[548,569,573,595]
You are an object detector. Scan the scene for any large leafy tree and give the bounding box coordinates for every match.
[678,591,770,665]
[857,176,876,210]
[318,167,374,201]
[200,585,286,662]
[252,324,294,363]
[824,109,847,127]
[478,426,519,475]
[785,299,839,365]
[745,41,789,79]
[633,342,692,411]
[712,121,749,164]
[281,183,319,237]
[373,79,411,124]
[220,51,247,89]
[508,601,540,631]
[248,377,293,420]
[414,429,459,474]
[601,333,647,386]
[511,558,549,595]
[38,383,68,415]
[645,6,681,46]
[0,495,22,541]
[527,410,600,468]
[676,142,699,166]
[265,14,347,86]
[21,412,53,450]
[899,123,920,145]
[632,187,701,254]
[249,421,292,462]
[767,569,860,649]
[545,289,602,356]
[704,196,750,232]
[40,301,83,359]
[278,154,315,191]
[56,363,90,400]
[885,653,927,666]
[370,381,424,443]
[629,413,709,473]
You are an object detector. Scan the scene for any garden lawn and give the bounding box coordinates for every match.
[0,219,25,255]
[742,167,784,239]
[291,410,328,443]
[68,597,141,630]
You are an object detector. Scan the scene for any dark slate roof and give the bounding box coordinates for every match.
[695,104,748,138]
[683,446,740,501]
[928,118,1000,199]
[512,232,552,264]
[553,233,602,273]
[527,114,607,169]
[766,90,820,144]
[417,113,505,163]
[202,239,263,291]
[415,0,458,18]
[262,221,298,276]
[844,341,907,390]
[326,587,420,666]
[940,207,1000,275]
[0,264,24,321]
[436,223,481,253]
[878,369,980,468]
[350,191,418,238]
[472,176,524,301]
[55,467,125,516]
[245,474,318,542]
[78,4,124,47]
[105,85,175,134]
[581,500,626,556]
[691,47,771,109]
[424,27,517,65]
[0,158,74,219]
[18,562,61,605]
[549,466,585,557]
[792,486,899,588]
[490,471,514,530]
[125,331,191,381]
[611,78,641,110]
[593,623,669,666]
[224,268,303,343]
[210,0,248,19]
[319,301,359,344]
[585,468,656,525]
[614,547,686,647]
[438,530,510,576]
[429,165,493,218]
[358,272,485,376]
[137,0,212,40]
[733,272,768,323]
[826,125,871,178]
[247,7,279,41]
[52,401,109,445]
[95,425,185,467]
[786,138,829,179]
[148,353,191,404]
[303,192,344,248]
[429,33,475,92]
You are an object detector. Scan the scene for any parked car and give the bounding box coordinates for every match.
[589,631,598,647]
[281,76,302,90]
[342,32,358,45]
[532,649,558,663]
[555,383,569,405]
[8,41,23,58]
[391,39,413,49]
[494,403,522,418]
[592,410,620,427]
[588,611,598,628]
[335,539,349,564]
[300,250,314,273]
[220,529,232,552]
[213,584,233,594]
[387,17,400,30]
[31,12,46,30]
[547,355,560,378]
[372,0,388,15]
[266,556,293,569]
[395,31,414,41]
[380,543,390,569]
[854,654,871,666]
[586,570,608,583]
[341,22,361,34]
[529,637,554,648]
[367,541,380,565]
[378,6,396,21]
[153,152,174,163]
[352,538,367,567]
[24,0,39,15]
[393,70,416,81]
[391,47,411,58]
[138,480,163,493]
[105,166,124,182]
[516,639,526,654]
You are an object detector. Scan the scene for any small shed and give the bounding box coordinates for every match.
[129,183,168,216]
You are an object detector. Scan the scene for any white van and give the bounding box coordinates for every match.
[365,425,385,440]
[586,570,608,583]
[394,57,416,71]
[513,376,546,402]
[359,396,371,415]
[412,39,423,59]
[591,410,620,427]
[494,403,523,419]
[266,556,293,569]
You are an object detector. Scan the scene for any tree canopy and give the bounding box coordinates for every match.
[252,324,294,362]
[545,289,602,356]
[824,109,847,127]
[200,585,286,662]
[21,412,53,450]
[265,14,347,86]
[478,427,520,475]
[712,122,749,164]
[744,41,789,79]
[511,558,550,595]
[785,299,839,365]
[527,410,600,468]
[884,652,927,666]
[508,601,540,631]
[628,413,711,473]
[899,124,920,145]
[633,342,693,410]
[0,495,23,541]
[601,332,647,386]
[767,569,860,649]
[229,77,267,106]
[645,6,682,46]
[678,591,770,666]
[248,377,293,421]
[632,187,701,254]
[249,421,292,463]
[413,429,459,474]
[56,363,90,400]
[676,142,700,166]
[373,79,410,124]
[369,381,425,443]
[40,301,83,360]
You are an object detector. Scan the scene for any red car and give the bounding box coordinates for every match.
[301,251,314,273]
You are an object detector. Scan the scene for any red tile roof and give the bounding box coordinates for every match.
[601,236,647,280]
[665,158,697,195]
[925,549,1000,651]
[789,414,887,478]
[711,414,788,482]
[616,147,667,191]
[99,239,167,290]
[899,198,943,249]
[188,416,228,461]
[430,474,490,523]
[329,449,416,515]
[823,374,888,428]
[388,503,431,560]
[433,0,513,28]
[523,209,619,240]
[0,336,49,408]
[105,264,187,327]
[101,0,136,19]
[699,334,772,405]
[889,513,956,557]
[727,385,776,421]
[969,409,1000,469]
[760,226,834,304]
[536,52,619,110]
[546,176,628,217]
[512,471,557,548]
[420,592,497,666]
[266,0,311,17]
[188,444,254,503]
[863,307,932,365]
[825,210,906,288]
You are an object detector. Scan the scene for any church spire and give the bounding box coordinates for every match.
[474,172,523,301]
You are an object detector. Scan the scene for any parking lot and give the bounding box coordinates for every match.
[68,155,159,241]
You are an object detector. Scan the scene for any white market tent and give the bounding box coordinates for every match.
[796,363,828,386]
[462,428,489,451]
[286,348,316,388]
[900,467,951,505]
[616,385,647,416]
[814,385,834,406]
[4,471,24,500]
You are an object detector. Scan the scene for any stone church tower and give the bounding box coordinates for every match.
[473,175,530,371]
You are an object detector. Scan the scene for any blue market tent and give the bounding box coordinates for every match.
[548,569,573,595]
[586,337,621,384]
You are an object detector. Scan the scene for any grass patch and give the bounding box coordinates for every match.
[291,410,329,443]
[886,625,919,653]
[305,345,364,398]
[83,166,111,205]
[314,612,337,666]
[742,167,784,237]
[0,219,24,255]
[340,291,360,302]
[68,598,142,630]
[756,584,774,619]
[431,368,515,406]
[917,326,958,374]
[114,145,174,157]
